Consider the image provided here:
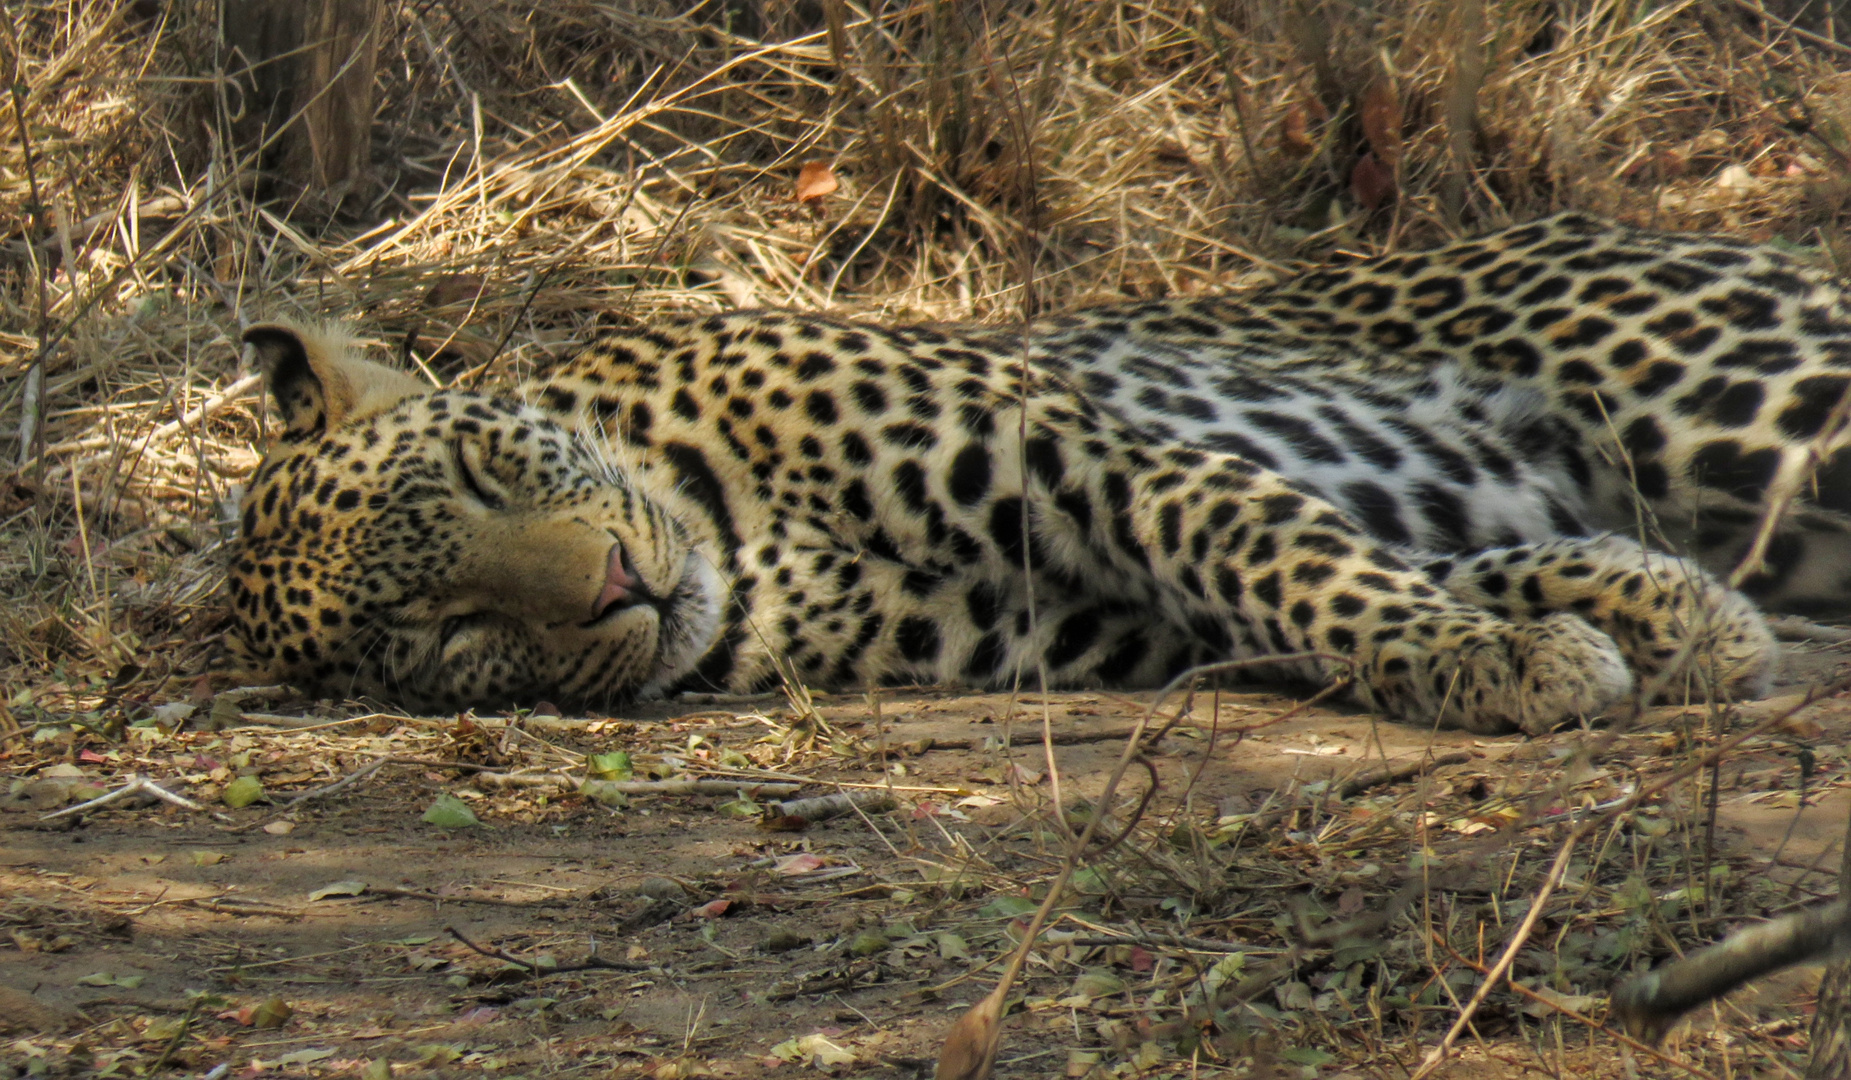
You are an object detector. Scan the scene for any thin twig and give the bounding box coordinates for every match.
[1409,819,1592,1079]
[443,925,654,972]
[283,756,389,807]
[39,775,206,820]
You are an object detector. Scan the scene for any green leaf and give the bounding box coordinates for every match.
[979,895,1038,919]
[422,792,482,828]
[1281,1047,1335,1066]
[715,794,759,818]
[577,780,630,809]
[847,930,890,956]
[1069,970,1125,999]
[252,997,292,1028]
[586,752,632,781]
[221,775,266,808]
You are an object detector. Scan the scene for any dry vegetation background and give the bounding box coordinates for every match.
[6,0,1851,1077]
[2,0,1850,720]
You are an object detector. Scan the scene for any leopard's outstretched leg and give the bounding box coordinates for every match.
[1420,535,1777,703]
[1083,455,1635,735]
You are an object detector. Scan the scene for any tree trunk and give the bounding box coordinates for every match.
[221,0,382,206]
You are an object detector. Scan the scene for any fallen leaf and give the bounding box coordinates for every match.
[263,820,296,836]
[1069,970,1125,1000]
[252,998,293,1029]
[848,929,889,957]
[153,703,195,729]
[770,1032,858,1069]
[1360,80,1403,164]
[1351,152,1396,210]
[308,880,369,902]
[773,853,827,876]
[274,1047,333,1066]
[796,162,839,204]
[222,774,266,808]
[422,792,482,828]
[1714,163,1757,191]
[689,899,732,919]
[422,273,485,308]
[578,779,631,808]
[979,895,1037,919]
[412,1044,462,1065]
[586,751,632,781]
[190,850,227,867]
[1280,104,1314,157]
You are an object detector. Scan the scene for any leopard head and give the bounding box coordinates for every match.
[227,322,724,711]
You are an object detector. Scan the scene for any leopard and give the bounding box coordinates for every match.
[229,213,1851,736]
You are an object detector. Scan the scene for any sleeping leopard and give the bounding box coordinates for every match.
[230,213,1851,734]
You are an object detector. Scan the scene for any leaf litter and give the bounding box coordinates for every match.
[5,679,1850,1076]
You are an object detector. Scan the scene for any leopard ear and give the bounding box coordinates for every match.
[244,322,427,436]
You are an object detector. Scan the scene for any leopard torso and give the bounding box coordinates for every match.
[231,214,1832,732]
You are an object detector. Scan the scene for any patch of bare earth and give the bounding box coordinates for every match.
[7,651,1851,1076]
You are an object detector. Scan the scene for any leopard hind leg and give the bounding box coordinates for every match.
[1421,535,1776,704]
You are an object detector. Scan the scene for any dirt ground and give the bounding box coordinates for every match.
[7,639,1851,1079]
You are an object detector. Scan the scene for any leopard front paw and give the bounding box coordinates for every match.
[1359,613,1632,735]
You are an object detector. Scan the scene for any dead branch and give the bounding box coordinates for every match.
[368,885,569,908]
[39,774,206,820]
[1432,933,1721,1080]
[576,778,803,797]
[1336,751,1472,799]
[764,790,897,822]
[1611,900,1851,1045]
[282,756,388,807]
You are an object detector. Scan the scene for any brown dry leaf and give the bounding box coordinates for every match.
[796,162,838,204]
[935,983,1005,1080]
[1361,81,1403,165]
[1279,104,1316,159]
[422,273,485,309]
[1351,152,1396,210]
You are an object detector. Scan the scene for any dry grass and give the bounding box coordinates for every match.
[3,0,1851,1073]
[2,0,1847,721]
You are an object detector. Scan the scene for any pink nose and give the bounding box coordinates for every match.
[594,543,640,618]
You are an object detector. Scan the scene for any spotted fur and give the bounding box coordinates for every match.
[229,215,1810,733]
